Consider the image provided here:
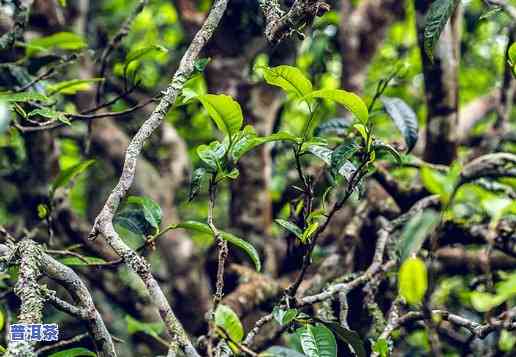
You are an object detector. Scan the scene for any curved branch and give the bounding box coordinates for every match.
[89,0,230,355]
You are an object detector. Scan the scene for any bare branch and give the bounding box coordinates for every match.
[258,0,330,43]
[89,0,230,354]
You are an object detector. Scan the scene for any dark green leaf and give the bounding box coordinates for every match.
[197,94,243,136]
[330,141,360,176]
[374,142,401,164]
[399,210,439,262]
[261,65,313,98]
[260,346,305,357]
[48,347,96,357]
[189,167,208,201]
[194,57,211,72]
[320,321,366,357]
[215,304,244,342]
[423,0,460,61]
[381,97,418,152]
[275,219,303,240]
[296,323,337,357]
[50,160,95,195]
[113,196,162,237]
[315,116,352,136]
[304,89,368,124]
[170,221,261,271]
[197,141,226,170]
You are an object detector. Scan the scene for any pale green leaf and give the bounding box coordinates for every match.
[48,347,96,357]
[0,91,49,103]
[399,257,428,305]
[304,89,368,124]
[126,315,164,339]
[275,219,303,239]
[197,94,243,136]
[261,65,313,98]
[47,78,104,95]
[215,304,244,342]
[50,160,95,195]
[60,256,107,266]
[26,32,87,56]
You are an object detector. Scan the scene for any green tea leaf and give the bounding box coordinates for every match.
[372,339,390,357]
[197,140,226,170]
[0,91,49,103]
[28,108,70,124]
[381,96,419,152]
[215,304,244,342]
[399,257,428,305]
[60,256,107,266]
[47,78,104,95]
[126,315,164,339]
[260,347,305,357]
[273,307,298,326]
[509,42,516,65]
[275,219,303,239]
[305,144,332,165]
[261,65,313,98]
[304,89,368,124]
[320,321,366,357]
[189,167,209,201]
[197,94,243,137]
[470,292,504,312]
[296,323,337,357]
[113,196,162,237]
[26,32,87,56]
[374,142,401,163]
[398,210,440,262]
[124,45,168,69]
[315,116,352,136]
[48,347,96,357]
[230,126,298,162]
[423,0,460,61]
[331,141,360,176]
[170,221,261,271]
[50,160,95,195]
